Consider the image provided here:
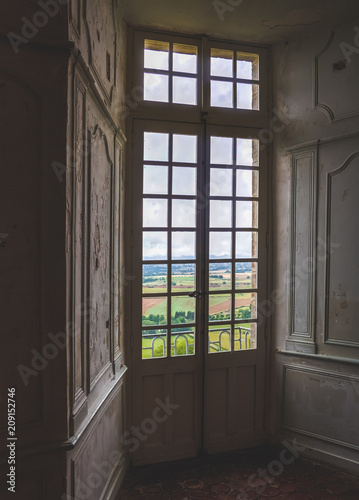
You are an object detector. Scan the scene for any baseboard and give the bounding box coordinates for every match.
[101,454,129,500]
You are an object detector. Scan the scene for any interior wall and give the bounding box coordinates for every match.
[65,1,128,499]
[0,1,70,497]
[0,1,128,498]
[271,18,359,471]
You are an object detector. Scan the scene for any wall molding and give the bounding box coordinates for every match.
[287,147,317,353]
[281,364,359,451]
[324,151,359,348]
[313,19,359,122]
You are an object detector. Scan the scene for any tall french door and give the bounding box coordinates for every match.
[130,118,268,464]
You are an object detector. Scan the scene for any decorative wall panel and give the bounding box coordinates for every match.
[325,153,359,347]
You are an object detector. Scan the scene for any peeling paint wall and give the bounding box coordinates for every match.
[271,19,359,471]
[66,0,128,498]
[0,0,128,497]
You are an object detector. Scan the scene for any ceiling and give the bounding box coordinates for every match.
[122,0,359,44]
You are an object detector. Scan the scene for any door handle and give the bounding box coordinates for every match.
[188,291,206,298]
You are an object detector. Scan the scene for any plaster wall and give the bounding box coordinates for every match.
[271,19,359,471]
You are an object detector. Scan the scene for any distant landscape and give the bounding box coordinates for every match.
[142,262,255,357]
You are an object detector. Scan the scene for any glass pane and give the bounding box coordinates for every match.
[143,165,168,195]
[237,83,259,110]
[143,199,168,227]
[172,199,196,228]
[235,262,257,289]
[143,231,167,260]
[210,136,233,165]
[172,231,196,259]
[236,232,258,259]
[208,324,231,353]
[172,263,196,292]
[142,330,167,359]
[144,73,169,102]
[211,80,233,108]
[209,294,231,322]
[236,170,258,198]
[236,138,259,166]
[171,296,196,325]
[144,40,169,70]
[143,264,167,294]
[210,200,232,228]
[173,76,197,105]
[173,134,197,163]
[211,49,233,77]
[236,52,259,80]
[236,201,258,228]
[171,327,195,357]
[144,132,169,162]
[210,168,233,197]
[235,292,257,320]
[173,167,197,195]
[209,263,232,291]
[209,232,232,259]
[142,297,167,326]
[234,323,257,351]
[173,44,197,74]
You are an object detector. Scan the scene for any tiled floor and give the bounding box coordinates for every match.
[119,446,359,499]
